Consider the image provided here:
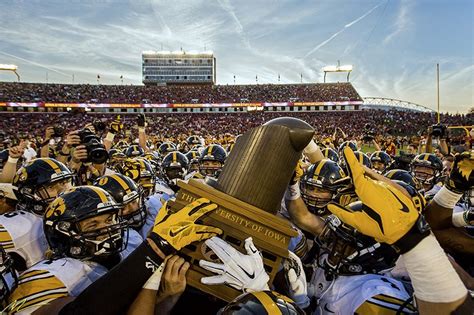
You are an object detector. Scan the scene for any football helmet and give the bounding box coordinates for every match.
[158,142,177,157]
[94,174,147,229]
[370,151,392,173]
[300,159,347,215]
[12,158,74,215]
[161,151,189,191]
[384,169,422,192]
[186,135,204,146]
[410,153,443,189]
[340,151,371,174]
[321,147,339,163]
[185,150,200,172]
[199,144,227,178]
[338,141,358,156]
[44,186,127,259]
[316,209,398,279]
[0,247,18,309]
[124,145,145,157]
[218,291,304,315]
[115,158,156,197]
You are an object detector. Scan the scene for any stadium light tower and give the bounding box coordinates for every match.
[0,64,20,81]
[323,61,352,83]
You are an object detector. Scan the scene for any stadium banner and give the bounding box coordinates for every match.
[4,101,363,108]
[6,102,42,107]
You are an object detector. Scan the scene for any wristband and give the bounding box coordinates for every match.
[138,127,146,133]
[7,157,19,164]
[285,182,301,201]
[143,262,165,290]
[452,210,472,227]
[433,186,463,210]
[402,233,467,303]
[105,132,115,142]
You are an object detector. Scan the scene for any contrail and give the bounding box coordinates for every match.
[217,0,251,49]
[304,2,383,58]
[0,50,70,77]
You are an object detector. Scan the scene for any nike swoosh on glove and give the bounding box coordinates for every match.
[199,236,270,292]
[327,147,420,244]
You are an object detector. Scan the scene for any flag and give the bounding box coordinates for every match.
[120,75,123,79]
[97,74,100,79]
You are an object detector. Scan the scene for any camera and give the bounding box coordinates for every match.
[430,124,446,138]
[53,126,64,137]
[75,129,108,164]
[93,120,106,133]
[362,124,375,142]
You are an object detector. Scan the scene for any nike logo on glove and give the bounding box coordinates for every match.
[170,226,188,237]
[238,265,255,279]
[387,188,410,213]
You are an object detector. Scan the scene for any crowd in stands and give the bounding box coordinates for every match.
[0,110,470,150]
[0,82,362,103]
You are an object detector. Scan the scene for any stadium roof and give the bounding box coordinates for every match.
[362,97,435,113]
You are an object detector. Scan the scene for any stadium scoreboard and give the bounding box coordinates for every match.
[142,50,216,85]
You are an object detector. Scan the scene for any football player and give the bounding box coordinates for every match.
[410,153,443,199]
[198,144,227,179]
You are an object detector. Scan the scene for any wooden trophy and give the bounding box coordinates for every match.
[167,117,314,302]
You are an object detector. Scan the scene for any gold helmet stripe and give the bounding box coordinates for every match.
[110,174,132,194]
[251,292,282,315]
[313,159,327,180]
[423,154,430,161]
[207,145,213,155]
[91,186,109,203]
[42,158,61,174]
[173,152,177,163]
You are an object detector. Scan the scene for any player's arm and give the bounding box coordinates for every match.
[327,147,470,315]
[286,197,324,236]
[0,142,24,183]
[303,139,324,164]
[137,114,149,152]
[104,116,123,151]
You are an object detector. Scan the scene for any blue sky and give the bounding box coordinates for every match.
[0,0,472,113]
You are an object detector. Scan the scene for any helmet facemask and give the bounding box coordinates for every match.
[300,180,333,215]
[25,177,73,216]
[315,215,394,279]
[120,189,147,230]
[199,160,223,178]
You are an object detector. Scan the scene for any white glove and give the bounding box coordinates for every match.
[199,236,270,292]
[283,250,310,308]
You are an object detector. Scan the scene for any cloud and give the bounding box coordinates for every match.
[383,0,412,44]
[304,2,383,58]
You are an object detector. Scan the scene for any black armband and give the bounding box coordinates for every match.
[59,240,164,315]
[392,215,431,254]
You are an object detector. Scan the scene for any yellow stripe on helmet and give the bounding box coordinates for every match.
[110,175,132,194]
[251,292,282,315]
[42,158,61,174]
[313,160,327,180]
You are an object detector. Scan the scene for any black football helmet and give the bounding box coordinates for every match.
[340,151,372,174]
[300,159,347,215]
[185,150,200,172]
[161,151,189,191]
[12,158,74,215]
[384,169,422,192]
[94,174,147,229]
[410,153,443,189]
[186,135,204,146]
[321,148,339,163]
[316,209,398,279]
[115,158,156,197]
[370,151,392,173]
[199,144,227,178]
[338,141,358,156]
[158,142,177,157]
[218,291,304,315]
[0,247,18,309]
[44,186,127,259]
[124,145,145,157]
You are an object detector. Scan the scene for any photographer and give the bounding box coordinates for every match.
[426,124,449,156]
